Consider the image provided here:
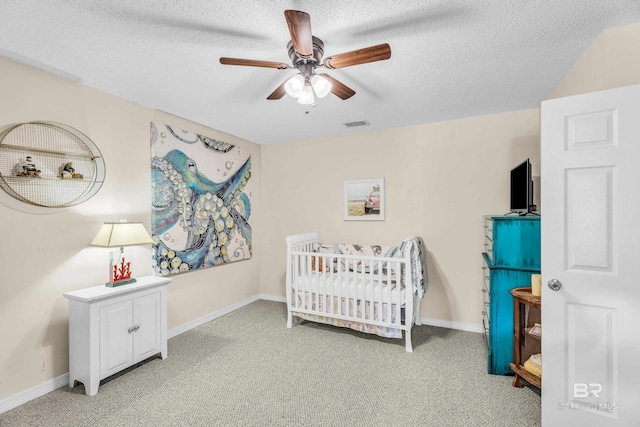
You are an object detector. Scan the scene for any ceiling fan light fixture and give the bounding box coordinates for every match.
[298,83,315,105]
[310,74,332,98]
[221,11,393,104]
[285,74,305,97]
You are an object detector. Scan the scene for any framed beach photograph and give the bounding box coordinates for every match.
[344,177,385,221]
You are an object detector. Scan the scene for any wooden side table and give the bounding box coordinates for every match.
[509,287,541,388]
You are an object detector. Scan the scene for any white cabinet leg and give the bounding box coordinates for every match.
[86,378,100,397]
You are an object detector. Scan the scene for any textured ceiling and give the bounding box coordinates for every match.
[1,1,640,145]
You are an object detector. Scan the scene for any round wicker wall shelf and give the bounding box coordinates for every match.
[0,121,106,207]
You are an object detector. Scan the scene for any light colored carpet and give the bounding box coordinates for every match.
[0,300,540,426]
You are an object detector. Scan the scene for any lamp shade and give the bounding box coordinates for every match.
[311,74,332,98]
[90,222,153,247]
[297,84,315,105]
[284,74,305,97]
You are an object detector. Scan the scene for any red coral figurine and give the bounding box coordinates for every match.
[113,256,132,281]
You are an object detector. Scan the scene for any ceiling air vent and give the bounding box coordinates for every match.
[343,120,370,128]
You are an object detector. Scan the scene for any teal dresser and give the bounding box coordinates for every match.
[482,215,540,375]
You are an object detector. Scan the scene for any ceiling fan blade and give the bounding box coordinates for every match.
[220,57,289,69]
[319,74,356,100]
[324,43,391,69]
[284,10,313,57]
[266,80,288,100]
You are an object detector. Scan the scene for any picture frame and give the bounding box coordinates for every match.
[344,177,385,221]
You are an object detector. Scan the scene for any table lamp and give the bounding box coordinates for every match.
[90,221,153,287]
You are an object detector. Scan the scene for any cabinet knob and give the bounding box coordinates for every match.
[128,326,135,333]
[548,279,562,291]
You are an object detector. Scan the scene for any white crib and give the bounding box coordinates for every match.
[285,232,426,352]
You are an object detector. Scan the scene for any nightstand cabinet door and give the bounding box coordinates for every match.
[100,301,134,378]
[133,292,162,361]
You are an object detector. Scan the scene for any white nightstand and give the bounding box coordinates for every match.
[63,276,171,396]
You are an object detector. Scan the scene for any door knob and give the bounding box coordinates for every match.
[548,279,562,291]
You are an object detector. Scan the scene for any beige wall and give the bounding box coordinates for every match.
[6,18,640,407]
[260,109,540,326]
[0,57,262,400]
[549,22,640,99]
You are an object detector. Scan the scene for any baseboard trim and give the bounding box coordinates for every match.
[0,294,481,414]
[0,373,69,414]
[167,294,261,339]
[256,294,286,303]
[420,317,483,333]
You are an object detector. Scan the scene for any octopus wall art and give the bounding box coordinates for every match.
[150,122,252,276]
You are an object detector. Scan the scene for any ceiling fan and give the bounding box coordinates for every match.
[219,10,391,104]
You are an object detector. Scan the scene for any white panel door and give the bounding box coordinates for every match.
[541,84,640,426]
[99,300,133,379]
[132,292,161,361]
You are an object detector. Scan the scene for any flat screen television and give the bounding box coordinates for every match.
[510,159,536,215]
